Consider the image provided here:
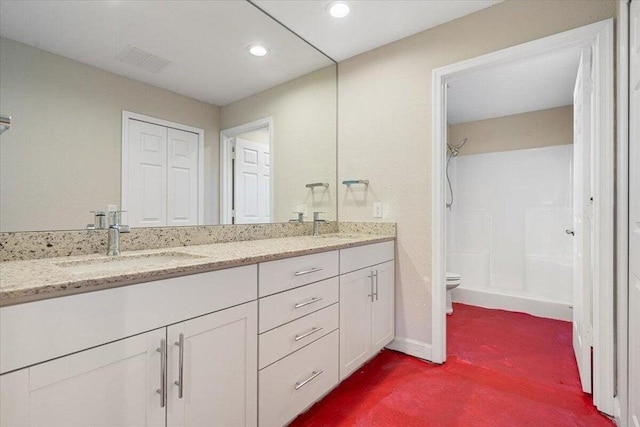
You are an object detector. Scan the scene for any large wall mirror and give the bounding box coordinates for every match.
[0,1,337,232]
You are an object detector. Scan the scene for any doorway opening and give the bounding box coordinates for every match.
[220,118,273,224]
[432,20,614,415]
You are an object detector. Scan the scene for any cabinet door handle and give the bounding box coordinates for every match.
[174,333,184,399]
[295,326,323,341]
[374,270,379,301]
[294,267,323,276]
[295,370,324,390]
[368,272,374,302]
[295,296,323,309]
[156,338,167,408]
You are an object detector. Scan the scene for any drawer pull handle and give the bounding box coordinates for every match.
[295,296,323,309]
[295,370,324,390]
[294,267,323,276]
[295,327,323,341]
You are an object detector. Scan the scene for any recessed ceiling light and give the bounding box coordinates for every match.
[327,1,350,18]
[248,45,269,57]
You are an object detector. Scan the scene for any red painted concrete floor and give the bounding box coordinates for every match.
[290,303,614,427]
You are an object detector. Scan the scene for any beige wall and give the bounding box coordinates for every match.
[337,0,615,348]
[0,37,220,232]
[238,128,270,145]
[449,105,573,156]
[221,65,337,223]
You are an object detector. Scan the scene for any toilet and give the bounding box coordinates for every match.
[446,272,462,315]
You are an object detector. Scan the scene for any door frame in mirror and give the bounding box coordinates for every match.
[220,117,274,224]
[122,111,205,226]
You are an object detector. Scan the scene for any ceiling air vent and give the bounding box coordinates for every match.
[115,45,171,74]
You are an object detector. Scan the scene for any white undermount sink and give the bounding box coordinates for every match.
[55,252,205,275]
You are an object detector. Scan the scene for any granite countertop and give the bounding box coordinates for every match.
[0,233,395,306]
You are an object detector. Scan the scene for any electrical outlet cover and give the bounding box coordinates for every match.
[373,202,383,218]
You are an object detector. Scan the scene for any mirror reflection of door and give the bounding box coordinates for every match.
[232,133,271,224]
[221,121,272,224]
[123,113,204,228]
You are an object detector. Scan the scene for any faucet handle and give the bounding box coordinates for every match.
[290,211,304,223]
[313,212,325,221]
[107,210,128,226]
[89,210,107,230]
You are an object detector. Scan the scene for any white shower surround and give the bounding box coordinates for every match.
[446,144,573,319]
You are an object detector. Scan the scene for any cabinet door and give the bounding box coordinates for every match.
[0,328,166,427]
[167,301,257,427]
[371,261,395,353]
[339,268,373,380]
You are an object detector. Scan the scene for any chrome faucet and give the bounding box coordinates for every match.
[312,212,328,237]
[107,211,130,256]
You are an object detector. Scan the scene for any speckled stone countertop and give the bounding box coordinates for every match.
[0,233,395,306]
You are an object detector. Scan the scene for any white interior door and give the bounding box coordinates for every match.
[629,1,640,425]
[572,49,593,394]
[127,120,167,227]
[233,137,270,224]
[167,128,199,226]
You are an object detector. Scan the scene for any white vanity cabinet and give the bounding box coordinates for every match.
[339,242,395,380]
[0,303,258,427]
[166,302,257,427]
[0,328,167,427]
[257,251,341,427]
[0,266,258,427]
[0,238,395,427]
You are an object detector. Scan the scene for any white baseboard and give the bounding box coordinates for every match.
[452,287,572,321]
[386,337,434,362]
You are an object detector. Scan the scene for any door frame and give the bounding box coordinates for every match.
[121,111,205,225]
[219,117,274,224]
[615,0,630,424]
[431,19,615,414]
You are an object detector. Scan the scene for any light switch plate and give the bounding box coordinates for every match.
[373,202,383,218]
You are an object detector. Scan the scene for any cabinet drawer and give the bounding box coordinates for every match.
[259,251,339,297]
[259,303,338,369]
[340,241,394,274]
[259,277,338,333]
[259,330,339,427]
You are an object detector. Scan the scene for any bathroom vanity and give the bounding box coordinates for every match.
[0,235,395,427]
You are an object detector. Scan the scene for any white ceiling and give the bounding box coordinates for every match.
[253,0,501,62]
[0,0,333,106]
[447,48,582,124]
